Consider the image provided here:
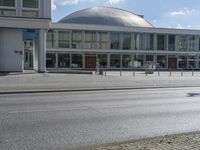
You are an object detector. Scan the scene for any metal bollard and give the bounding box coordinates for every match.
[170,69,172,76]
[158,70,160,77]
[133,69,135,77]
[181,70,183,77]
[105,70,107,76]
[192,69,194,76]
[120,69,122,76]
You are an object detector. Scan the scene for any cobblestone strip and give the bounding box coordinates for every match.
[88,132,200,150]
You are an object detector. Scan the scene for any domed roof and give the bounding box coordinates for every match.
[58,7,153,28]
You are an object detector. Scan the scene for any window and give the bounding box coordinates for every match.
[177,35,187,51]
[168,35,175,51]
[122,33,131,50]
[72,31,82,49]
[145,33,154,50]
[188,56,196,69]
[122,55,132,68]
[58,31,70,48]
[178,56,187,69]
[22,10,38,17]
[0,0,15,7]
[46,53,56,68]
[110,54,121,68]
[23,0,39,8]
[111,32,120,49]
[97,32,108,49]
[85,31,96,49]
[47,30,54,48]
[157,55,166,68]
[58,53,70,68]
[188,35,195,51]
[134,55,144,68]
[157,34,166,50]
[135,33,145,50]
[146,55,154,62]
[97,54,107,68]
[71,54,83,68]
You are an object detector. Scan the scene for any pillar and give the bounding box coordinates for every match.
[38,29,46,73]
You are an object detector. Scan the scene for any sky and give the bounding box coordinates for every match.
[51,0,200,29]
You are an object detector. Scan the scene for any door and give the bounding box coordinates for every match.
[24,40,33,70]
[85,54,97,70]
[168,56,177,69]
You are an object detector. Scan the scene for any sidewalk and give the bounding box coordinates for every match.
[89,132,200,150]
[1,71,200,93]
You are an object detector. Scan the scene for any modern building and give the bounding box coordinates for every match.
[1,0,200,72]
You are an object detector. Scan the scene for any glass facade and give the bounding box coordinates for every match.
[157,34,166,50]
[110,54,120,68]
[178,56,187,69]
[177,35,187,51]
[111,32,120,49]
[145,33,154,50]
[122,33,131,50]
[71,54,83,68]
[157,55,166,68]
[97,32,108,49]
[85,31,96,49]
[46,53,56,68]
[58,30,70,48]
[72,31,82,49]
[122,55,132,68]
[188,36,195,51]
[168,35,175,51]
[0,0,15,7]
[135,33,145,50]
[134,55,144,68]
[0,0,16,16]
[58,53,70,68]
[97,54,107,68]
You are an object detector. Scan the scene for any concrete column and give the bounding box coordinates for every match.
[38,29,46,73]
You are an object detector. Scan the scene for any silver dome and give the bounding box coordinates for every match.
[58,7,153,28]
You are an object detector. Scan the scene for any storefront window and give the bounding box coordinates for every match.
[58,53,70,68]
[135,33,145,50]
[71,54,83,68]
[145,33,154,50]
[58,31,70,48]
[111,32,120,49]
[168,35,175,51]
[110,54,120,68]
[122,33,131,50]
[157,55,166,68]
[85,31,96,49]
[157,34,166,50]
[122,55,132,68]
[46,53,56,68]
[146,55,154,62]
[97,54,107,68]
[72,31,82,49]
[178,56,187,69]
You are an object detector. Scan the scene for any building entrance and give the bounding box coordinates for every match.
[168,56,177,69]
[85,54,96,70]
[24,40,33,70]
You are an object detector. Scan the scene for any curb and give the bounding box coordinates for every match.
[0,86,200,95]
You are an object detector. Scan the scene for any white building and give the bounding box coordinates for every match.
[1,0,200,72]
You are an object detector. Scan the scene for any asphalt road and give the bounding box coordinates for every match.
[1,87,200,150]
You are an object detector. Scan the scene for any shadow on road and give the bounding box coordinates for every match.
[187,93,200,97]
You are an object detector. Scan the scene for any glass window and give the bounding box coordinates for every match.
[188,35,195,51]
[122,55,132,68]
[146,55,154,62]
[0,0,15,7]
[157,55,166,68]
[157,34,166,50]
[85,31,96,49]
[145,33,154,50]
[46,53,56,68]
[47,30,54,48]
[178,56,187,69]
[134,55,144,68]
[0,9,16,16]
[58,53,70,68]
[72,31,82,49]
[23,0,39,8]
[110,54,121,68]
[168,35,175,51]
[97,32,108,49]
[71,54,83,68]
[177,35,187,51]
[111,32,120,49]
[22,10,38,17]
[97,54,107,68]
[58,31,70,48]
[122,33,131,50]
[135,33,145,50]
[188,56,196,69]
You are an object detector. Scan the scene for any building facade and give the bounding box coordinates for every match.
[1,1,200,72]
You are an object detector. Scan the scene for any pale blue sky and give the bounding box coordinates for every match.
[51,0,200,29]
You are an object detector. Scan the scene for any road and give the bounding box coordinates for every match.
[1,87,200,150]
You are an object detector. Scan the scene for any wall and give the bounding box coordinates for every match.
[0,29,23,72]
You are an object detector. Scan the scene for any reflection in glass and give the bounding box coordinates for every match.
[71,54,83,68]
[134,55,144,68]
[72,31,82,49]
[58,53,70,68]
[122,55,132,68]
[135,33,145,50]
[110,54,120,68]
[97,32,108,49]
[157,34,166,50]
[46,53,56,68]
[85,31,96,49]
[58,31,70,48]
[111,32,120,49]
[177,35,187,51]
[168,35,175,51]
[146,33,154,50]
[157,55,166,68]
[178,56,187,69]
[97,54,107,68]
[123,33,131,50]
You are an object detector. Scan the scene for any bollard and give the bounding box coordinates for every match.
[181,70,183,77]
[192,69,194,76]
[105,70,107,76]
[133,69,135,77]
[170,68,172,76]
[158,70,160,77]
[120,69,122,76]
